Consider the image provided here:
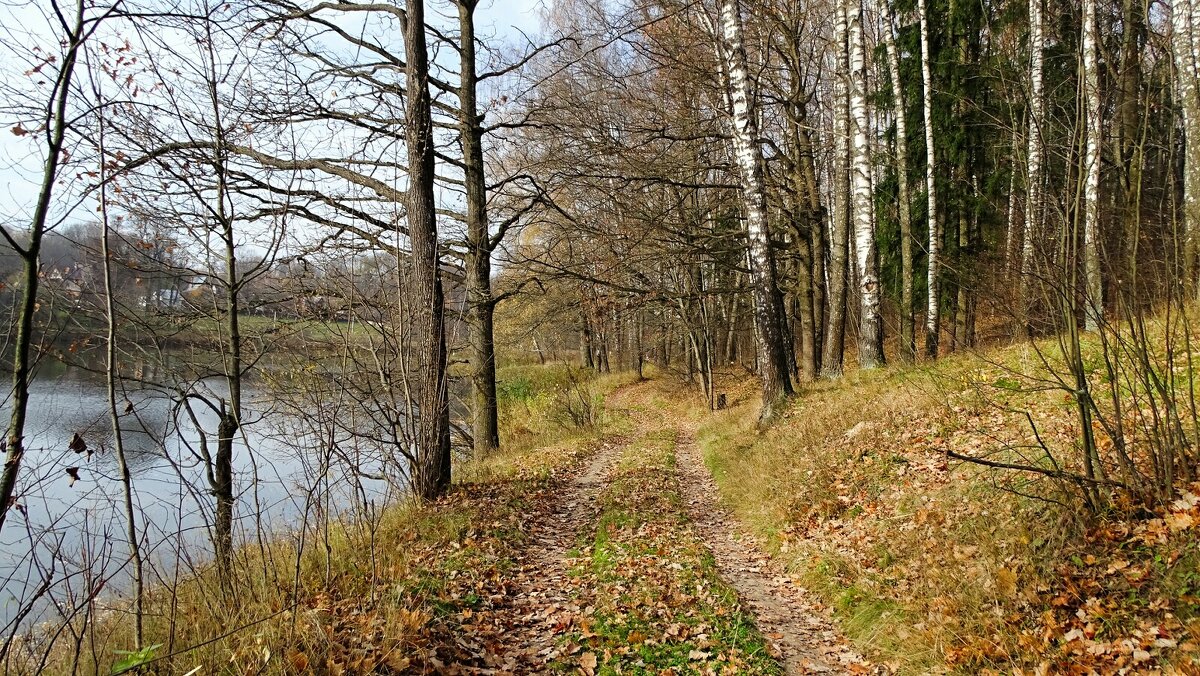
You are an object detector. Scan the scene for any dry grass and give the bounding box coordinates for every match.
[670,337,1200,673]
[14,364,634,675]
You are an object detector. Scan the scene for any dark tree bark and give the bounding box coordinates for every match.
[405,0,451,500]
[580,307,595,368]
[457,0,500,457]
[0,0,87,534]
[822,2,851,378]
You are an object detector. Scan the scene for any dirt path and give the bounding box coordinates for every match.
[674,427,872,675]
[479,435,625,672]
[470,397,871,675]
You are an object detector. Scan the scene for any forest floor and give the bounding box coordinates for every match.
[436,382,871,674]
[47,358,1200,675]
[301,356,1200,675]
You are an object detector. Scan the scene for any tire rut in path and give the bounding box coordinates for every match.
[485,434,625,672]
[674,427,873,675]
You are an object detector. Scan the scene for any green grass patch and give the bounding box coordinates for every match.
[562,427,783,675]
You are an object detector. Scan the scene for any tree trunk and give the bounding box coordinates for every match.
[1116,0,1143,305]
[918,0,941,358]
[1021,0,1046,327]
[0,5,85,534]
[823,0,852,377]
[1006,122,1022,275]
[214,164,240,586]
[458,0,500,456]
[792,228,818,381]
[1174,0,1200,294]
[598,330,610,372]
[213,414,237,583]
[882,0,915,363]
[953,170,977,348]
[1082,0,1102,330]
[848,0,884,368]
[783,50,825,378]
[97,108,144,648]
[405,0,451,500]
[580,308,595,368]
[717,0,793,418]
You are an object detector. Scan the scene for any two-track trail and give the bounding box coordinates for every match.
[462,387,872,675]
[674,427,872,674]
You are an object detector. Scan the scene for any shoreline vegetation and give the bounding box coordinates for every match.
[14,365,635,674]
[42,314,377,353]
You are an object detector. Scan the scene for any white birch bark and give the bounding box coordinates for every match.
[716,0,793,415]
[848,0,883,367]
[1175,0,1200,293]
[917,0,940,357]
[1005,121,1022,275]
[1021,0,1046,322]
[1082,0,1103,330]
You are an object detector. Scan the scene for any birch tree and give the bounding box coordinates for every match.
[1174,0,1200,293]
[917,0,940,357]
[1021,0,1046,324]
[848,0,883,367]
[717,0,793,416]
[1082,0,1102,330]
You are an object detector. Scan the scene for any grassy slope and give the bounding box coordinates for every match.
[685,339,1200,673]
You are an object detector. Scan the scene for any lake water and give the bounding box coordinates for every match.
[0,356,396,631]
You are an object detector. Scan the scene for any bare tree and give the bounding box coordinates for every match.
[90,49,144,648]
[457,0,501,458]
[405,0,452,498]
[0,0,118,534]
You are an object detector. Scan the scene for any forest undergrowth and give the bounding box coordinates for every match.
[23,338,1200,674]
[689,330,1200,674]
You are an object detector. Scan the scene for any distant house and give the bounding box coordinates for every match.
[44,265,88,301]
[140,288,185,309]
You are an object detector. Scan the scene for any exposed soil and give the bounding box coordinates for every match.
[673,427,874,675]
[477,436,625,672]
[461,401,870,674]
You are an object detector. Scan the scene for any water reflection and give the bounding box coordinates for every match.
[0,354,396,630]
